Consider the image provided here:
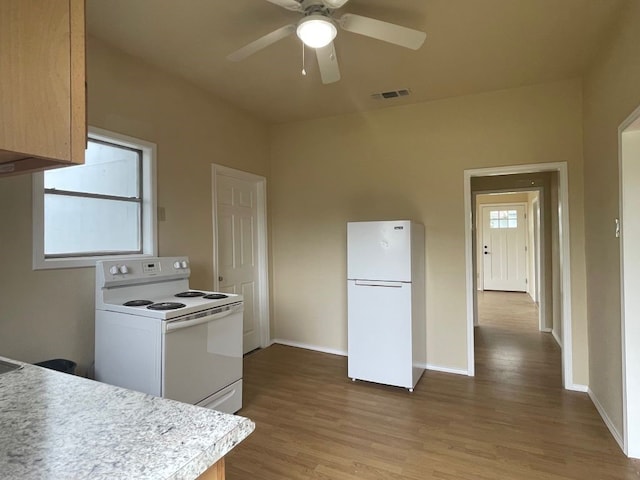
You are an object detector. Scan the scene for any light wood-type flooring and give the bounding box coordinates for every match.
[226,292,640,479]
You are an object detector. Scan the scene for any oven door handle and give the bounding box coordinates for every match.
[165,303,243,332]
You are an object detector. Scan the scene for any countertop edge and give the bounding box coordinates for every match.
[169,418,256,480]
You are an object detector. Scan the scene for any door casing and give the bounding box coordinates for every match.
[464,162,575,390]
[619,105,640,458]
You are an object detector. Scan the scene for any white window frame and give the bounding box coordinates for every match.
[32,126,157,270]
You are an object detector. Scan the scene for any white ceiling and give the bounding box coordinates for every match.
[87,0,625,124]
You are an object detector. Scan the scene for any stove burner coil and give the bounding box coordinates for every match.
[175,291,206,298]
[147,302,187,311]
[123,300,154,307]
[203,293,229,300]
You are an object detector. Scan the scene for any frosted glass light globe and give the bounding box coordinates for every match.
[297,16,337,49]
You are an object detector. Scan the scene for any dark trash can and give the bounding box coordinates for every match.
[34,359,77,375]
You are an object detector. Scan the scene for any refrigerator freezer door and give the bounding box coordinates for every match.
[347,220,412,282]
[347,280,413,388]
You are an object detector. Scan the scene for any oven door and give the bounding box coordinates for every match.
[162,302,243,405]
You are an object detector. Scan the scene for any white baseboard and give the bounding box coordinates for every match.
[271,341,470,377]
[552,329,562,348]
[540,327,552,333]
[271,339,347,357]
[566,383,588,392]
[426,364,470,376]
[588,388,625,452]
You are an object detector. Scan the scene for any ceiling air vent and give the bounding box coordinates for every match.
[371,89,411,100]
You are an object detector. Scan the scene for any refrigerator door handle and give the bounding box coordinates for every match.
[354,280,404,288]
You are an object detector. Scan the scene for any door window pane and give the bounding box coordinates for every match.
[489,209,518,229]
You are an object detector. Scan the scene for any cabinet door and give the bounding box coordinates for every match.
[0,0,85,169]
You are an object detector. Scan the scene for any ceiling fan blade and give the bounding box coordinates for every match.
[264,0,303,12]
[316,41,341,84]
[227,24,296,62]
[322,0,350,8]
[339,13,426,50]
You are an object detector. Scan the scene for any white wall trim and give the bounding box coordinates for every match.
[272,339,347,357]
[212,164,270,349]
[618,104,640,458]
[272,340,471,377]
[463,177,476,375]
[464,162,573,389]
[589,388,625,452]
[552,328,562,348]
[567,383,588,393]
[425,364,470,376]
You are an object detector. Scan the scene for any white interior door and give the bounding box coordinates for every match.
[215,173,261,353]
[482,204,528,292]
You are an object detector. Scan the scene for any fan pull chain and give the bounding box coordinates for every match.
[301,42,307,76]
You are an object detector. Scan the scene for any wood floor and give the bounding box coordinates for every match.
[226,292,640,479]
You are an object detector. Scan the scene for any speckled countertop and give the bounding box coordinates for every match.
[0,357,254,480]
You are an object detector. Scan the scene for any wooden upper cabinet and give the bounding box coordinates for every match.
[0,0,86,176]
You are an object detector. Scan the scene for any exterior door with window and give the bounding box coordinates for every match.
[482,204,528,292]
[215,174,261,353]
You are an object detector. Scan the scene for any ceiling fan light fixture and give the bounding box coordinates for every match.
[296,15,337,49]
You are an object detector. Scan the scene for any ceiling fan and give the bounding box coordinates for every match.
[227,0,426,84]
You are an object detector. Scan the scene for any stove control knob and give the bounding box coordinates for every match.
[174,261,182,269]
[119,265,129,274]
[109,266,119,275]
[180,261,189,269]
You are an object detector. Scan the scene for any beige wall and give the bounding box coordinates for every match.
[582,0,640,436]
[270,79,588,379]
[0,37,269,373]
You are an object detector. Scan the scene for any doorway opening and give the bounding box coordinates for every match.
[473,187,563,387]
[464,162,577,390]
[619,105,640,457]
[475,190,547,331]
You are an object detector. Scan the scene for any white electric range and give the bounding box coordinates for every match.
[94,256,244,414]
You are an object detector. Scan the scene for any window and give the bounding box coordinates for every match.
[33,127,157,269]
[489,210,518,229]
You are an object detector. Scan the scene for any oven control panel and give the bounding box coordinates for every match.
[97,257,191,287]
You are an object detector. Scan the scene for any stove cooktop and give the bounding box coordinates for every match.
[104,289,242,320]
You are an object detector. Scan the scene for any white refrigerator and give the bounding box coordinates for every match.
[347,220,426,391]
